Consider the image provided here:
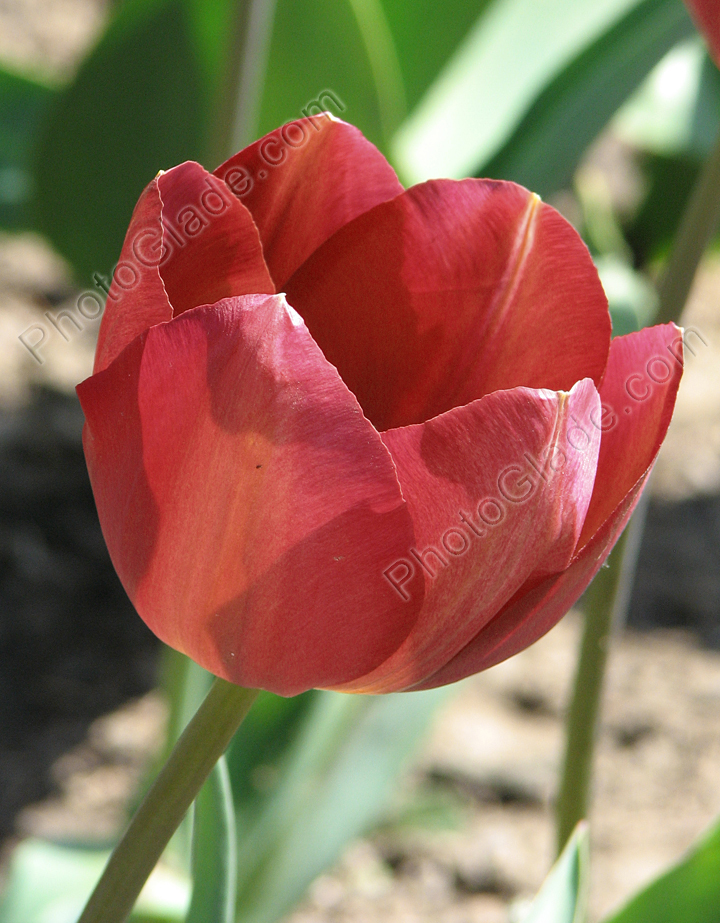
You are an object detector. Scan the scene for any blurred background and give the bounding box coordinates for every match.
[0,0,719,921]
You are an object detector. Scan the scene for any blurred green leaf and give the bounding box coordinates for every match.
[0,840,107,923]
[595,255,658,335]
[688,54,720,158]
[234,688,449,923]
[146,652,214,873]
[516,823,589,923]
[226,689,318,827]
[187,757,236,923]
[33,0,417,280]
[33,0,222,281]
[381,0,491,112]
[256,0,385,146]
[157,660,314,881]
[183,0,236,105]
[391,0,683,185]
[481,0,695,195]
[602,816,720,923]
[626,152,701,264]
[0,67,57,229]
[613,38,719,157]
[377,785,464,833]
[0,839,188,923]
[344,0,407,140]
[160,653,215,758]
[616,45,720,265]
[260,0,498,151]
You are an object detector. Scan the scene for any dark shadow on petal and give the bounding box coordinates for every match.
[204,501,424,696]
[77,333,160,600]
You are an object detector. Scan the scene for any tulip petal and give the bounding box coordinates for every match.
[684,0,720,67]
[93,163,275,373]
[94,179,172,373]
[331,378,602,693]
[285,179,611,431]
[410,323,684,690]
[156,163,274,316]
[78,295,422,696]
[408,486,638,691]
[214,116,403,288]
[577,323,683,548]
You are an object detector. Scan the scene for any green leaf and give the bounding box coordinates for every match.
[158,660,313,884]
[226,689,318,827]
[149,651,214,873]
[481,0,695,195]
[615,46,720,265]
[626,152,701,264]
[0,839,188,923]
[613,38,720,158]
[602,816,720,923]
[33,0,218,281]
[234,688,450,923]
[381,0,493,112]
[516,822,589,923]
[0,66,57,229]
[391,0,681,185]
[687,53,720,159]
[160,652,215,758]
[256,0,386,147]
[0,840,107,923]
[264,0,494,146]
[186,757,236,923]
[344,0,407,139]
[595,255,657,336]
[32,0,411,278]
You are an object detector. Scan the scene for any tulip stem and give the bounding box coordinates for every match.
[555,508,645,854]
[206,0,278,167]
[655,128,720,325]
[77,679,259,923]
[229,0,278,154]
[555,549,620,854]
[556,123,720,855]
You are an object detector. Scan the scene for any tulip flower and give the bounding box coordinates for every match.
[684,0,720,67]
[77,116,682,697]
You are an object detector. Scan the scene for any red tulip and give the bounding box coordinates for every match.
[77,116,682,696]
[684,0,720,67]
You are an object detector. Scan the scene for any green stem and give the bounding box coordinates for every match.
[229,0,278,153]
[555,121,720,856]
[655,128,720,324]
[77,680,259,923]
[555,534,625,853]
[206,0,278,167]
[555,496,649,854]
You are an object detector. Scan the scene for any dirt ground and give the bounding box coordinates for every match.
[1,2,720,922]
